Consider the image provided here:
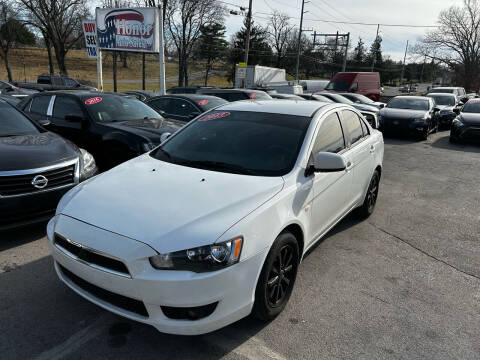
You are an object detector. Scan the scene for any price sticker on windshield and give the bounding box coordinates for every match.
[85,97,102,105]
[199,112,230,121]
[198,99,209,106]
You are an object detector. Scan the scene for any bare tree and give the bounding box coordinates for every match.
[267,11,293,68]
[0,1,35,81]
[18,0,89,75]
[166,0,224,86]
[423,0,480,90]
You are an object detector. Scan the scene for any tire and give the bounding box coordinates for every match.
[252,232,299,321]
[356,170,380,219]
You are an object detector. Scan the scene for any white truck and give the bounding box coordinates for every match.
[235,65,286,89]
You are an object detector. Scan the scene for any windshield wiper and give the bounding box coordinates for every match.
[176,159,254,175]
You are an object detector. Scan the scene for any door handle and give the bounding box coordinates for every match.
[370,145,375,153]
[346,161,353,171]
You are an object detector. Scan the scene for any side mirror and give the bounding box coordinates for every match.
[379,104,386,109]
[64,114,84,123]
[433,107,440,112]
[312,152,346,173]
[38,119,51,127]
[189,112,201,119]
[160,132,172,143]
[453,107,461,115]
[461,96,469,103]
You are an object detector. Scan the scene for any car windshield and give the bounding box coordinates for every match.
[0,103,40,136]
[322,93,353,104]
[349,94,374,104]
[428,95,455,106]
[325,81,350,91]
[151,111,312,176]
[84,94,163,122]
[387,97,430,111]
[197,98,228,111]
[461,101,480,113]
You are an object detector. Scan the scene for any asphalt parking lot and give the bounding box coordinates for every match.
[1,130,479,360]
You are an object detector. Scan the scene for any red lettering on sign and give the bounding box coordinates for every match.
[85,97,102,105]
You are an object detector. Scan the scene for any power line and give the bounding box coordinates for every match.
[256,11,438,28]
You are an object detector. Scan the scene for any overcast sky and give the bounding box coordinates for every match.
[222,0,465,62]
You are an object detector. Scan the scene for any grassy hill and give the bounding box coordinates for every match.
[2,47,231,91]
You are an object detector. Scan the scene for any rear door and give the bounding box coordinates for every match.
[49,95,88,147]
[339,109,375,205]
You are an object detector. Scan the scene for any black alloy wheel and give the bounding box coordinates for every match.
[356,170,381,218]
[253,232,299,321]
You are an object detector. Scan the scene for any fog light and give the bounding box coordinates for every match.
[161,302,218,320]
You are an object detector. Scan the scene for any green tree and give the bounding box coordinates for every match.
[368,35,383,72]
[353,37,367,67]
[197,23,228,85]
[0,2,35,81]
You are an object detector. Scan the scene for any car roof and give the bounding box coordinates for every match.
[430,87,458,90]
[32,91,124,98]
[426,93,456,97]
[214,99,330,117]
[394,96,432,101]
[199,88,266,94]
[149,94,225,101]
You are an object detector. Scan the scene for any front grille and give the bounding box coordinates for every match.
[0,164,75,196]
[59,264,148,317]
[54,234,130,276]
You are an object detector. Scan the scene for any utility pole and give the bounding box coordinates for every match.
[371,24,380,71]
[244,0,253,65]
[312,31,317,47]
[342,32,350,72]
[400,40,409,84]
[420,54,426,83]
[295,0,307,82]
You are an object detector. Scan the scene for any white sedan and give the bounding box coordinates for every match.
[47,100,384,335]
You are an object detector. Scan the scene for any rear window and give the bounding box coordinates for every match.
[325,82,351,91]
[30,96,51,115]
[387,97,430,111]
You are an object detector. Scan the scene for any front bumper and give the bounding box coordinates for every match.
[0,185,74,230]
[450,123,480,142]
[381,119,428,136]
[48,215,265,335]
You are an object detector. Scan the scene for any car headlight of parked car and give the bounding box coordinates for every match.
[412,118,427,124]
[142,142,157,152]
[149,237,243,273]
[80,148,98,181]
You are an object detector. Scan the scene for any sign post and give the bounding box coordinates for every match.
[158,4,166,95]
[82,20,103,91]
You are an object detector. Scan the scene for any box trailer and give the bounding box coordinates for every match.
[235,65,286,88]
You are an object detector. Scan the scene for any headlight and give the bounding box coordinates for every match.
[413,118,426,124]
[79,148,97,180]
[452,118,464,127]
[149,237,243,272]
[142,142,157,152]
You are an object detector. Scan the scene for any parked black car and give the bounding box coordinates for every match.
[15,74,97,92]
[122,90,160,102]
[426,93,462,128]
[450,99,480,143]
[166,86,213,94]
[0,80,37,98]
[318,92,380,128]
[0,99,97,230]
[18,91,182,169]
[197,88,272,102]
[338,93,386,109]
[270,93,305,100]
[0,95,22,107]
[379,96,439,139]
[298,93,334,102]
[146,94,227,122]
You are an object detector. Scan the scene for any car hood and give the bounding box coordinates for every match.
[437,105,455,111]
[352,103,379,113]
[458,113,480,125]
[101,118,182,142]
[60,155,284,253]
[380,108,428,120]
[0,132,78,171]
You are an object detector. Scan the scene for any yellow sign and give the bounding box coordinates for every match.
[238,62,246,68]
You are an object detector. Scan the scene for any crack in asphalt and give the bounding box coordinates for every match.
[368,222,480,282]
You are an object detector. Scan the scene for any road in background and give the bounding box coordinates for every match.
[1,131,479,360]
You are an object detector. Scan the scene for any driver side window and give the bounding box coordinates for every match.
[53,96,84,120]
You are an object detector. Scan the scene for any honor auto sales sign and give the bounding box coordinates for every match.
[95,8,160,53]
